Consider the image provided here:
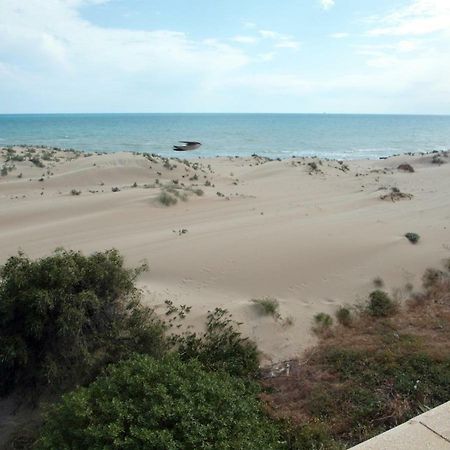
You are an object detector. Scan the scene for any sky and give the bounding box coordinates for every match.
[1,0,450,114]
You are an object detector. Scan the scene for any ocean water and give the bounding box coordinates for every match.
[1,113,450,160]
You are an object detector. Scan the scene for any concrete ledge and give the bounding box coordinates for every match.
[351,402,450,450]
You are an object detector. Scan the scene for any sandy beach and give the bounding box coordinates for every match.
[1,146,449,363]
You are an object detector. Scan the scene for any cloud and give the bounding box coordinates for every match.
[330,32,349,39]
[320,0,335,11]
[258,30,301,51]
[368,0,450,36]
[231,36,259,44]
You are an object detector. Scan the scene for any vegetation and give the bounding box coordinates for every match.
[0,249,165,397]
[1,246,449,449]
[367,290,398,317]
[263,262,450,448]
[312,312,333,334]
[172,307,260,379]
[37,354,280,450]
[252,297,280,318]
[157,190,178,206]
[405,232,420,244]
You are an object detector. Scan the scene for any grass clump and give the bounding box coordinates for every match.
[157,190,178,206]
[367,290,398,317]
[405,232,420,244]
[37,354,280,450]
[70,189,81,196]
[252,297,280,318]
[313,312,333,335]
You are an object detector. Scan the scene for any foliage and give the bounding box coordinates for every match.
[405,232,420,244]
[252,297,280,318]
[36,354,281,450]
[172,307,260,379]
[367,290,398,317]
[313,312,333,335]
[335,307,352,327]
[157,190,178,206]
[0,249,166,396]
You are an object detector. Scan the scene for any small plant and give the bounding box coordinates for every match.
[192,188,204,196]
[70,189,81,196]
[335,306,352,327]
[422,268,446,289]
[157,190,177,206]
[111,186,120,192]
[367,290,397,317]
[313,312,333,334]
[405,232,420,244]
[397,163,415,173]
[431,154,444,165]
[132,182,138,188]
[252,297,280,318]
[1,165,7,176]
[373,277,384,288]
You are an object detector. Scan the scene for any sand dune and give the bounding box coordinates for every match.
[1,146,449,362]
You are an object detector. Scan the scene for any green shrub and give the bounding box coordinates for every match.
[173,308,260,379]
[37,354,280,450]
[313,313,333,334]
[70,189,81,196]
[252,297,280,318]
[405,232,420,244]
[422,268,446,289]
[367,290,397,317]
[0,249,166,396]
[336,306,352,327]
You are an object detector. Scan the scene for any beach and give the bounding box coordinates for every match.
[1,146,449,363]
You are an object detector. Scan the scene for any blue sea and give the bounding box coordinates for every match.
[1,114,450,160]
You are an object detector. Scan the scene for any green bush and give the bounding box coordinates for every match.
[252,297,280,317]
[0,249,166,396]
[313,312,333,335]
[335,306,352,327]
[367,290,397,317]
[37,354,281,450]
[174,308,260,378]
[405,232,420,244]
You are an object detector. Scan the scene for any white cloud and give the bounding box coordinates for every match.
[231,35,259,44]
[320,0,335,11]
[368,0,450,36]
[258,30,301,51]
[330,32,349,39]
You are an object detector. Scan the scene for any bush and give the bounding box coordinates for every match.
[252,297,280,318]
[313,313,333,335]
[157,190,177,206]
[367,290,398,317]
[336,306,352,327]
[405,232,420,244]
[0,249,166,396]
[37,354,280,450]
[173,308,260,379]
[70,189,81,196]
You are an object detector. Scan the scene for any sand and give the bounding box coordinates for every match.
[1,146,449,363]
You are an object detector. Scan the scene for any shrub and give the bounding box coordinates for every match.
[373,277,384,288]
[422,268,446,289]
[367,290,398,317]
[70,189,81,196]
[157,190,177,206]
[36,354,280,450]
[405,232,420,244]
[111,186,120,192]
[336,306,352,327]
[1,165,8,176]
[0,249,166,396]
[252,297,280,318]
[313,313,333,334]
[173,308,260,379]
[397,164,414,173]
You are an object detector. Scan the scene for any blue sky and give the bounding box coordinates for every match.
[1,0,449,113]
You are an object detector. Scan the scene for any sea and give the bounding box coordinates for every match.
[1,113,450,160]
